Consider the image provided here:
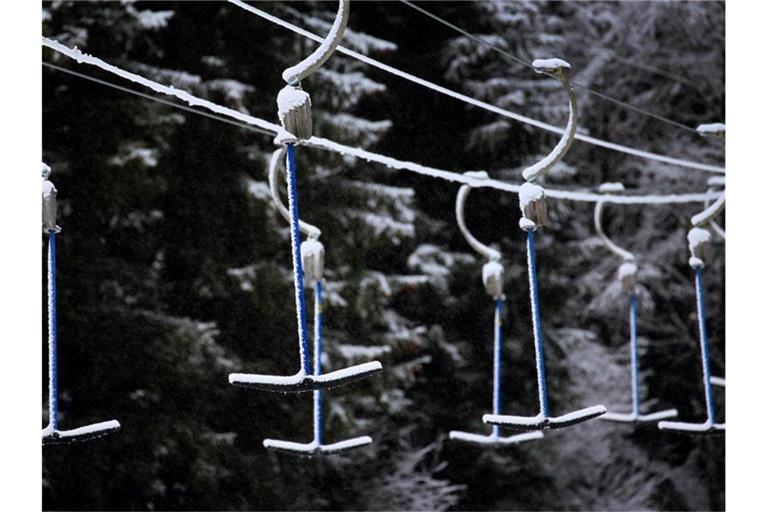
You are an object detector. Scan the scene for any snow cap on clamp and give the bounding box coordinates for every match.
[301,238,325,283]
[482,260,505,300]
[617,261,638,293]
[532,58,571,78]
[696,123,725,140]
[276,85,312,143]
[518,182,546,231]
[42,162,61,233]
[687,227,711,268]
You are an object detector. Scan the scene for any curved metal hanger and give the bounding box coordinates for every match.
[281,0,349,85]
[594,183,635,263]
[268,146,321,240]
[704,177,725,240]
[455,171,501,262]
[690,124,725,228]
[522,59,578,183]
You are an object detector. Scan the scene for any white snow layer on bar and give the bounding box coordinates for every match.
[636,409,679,422]
[264,436,371,453]
[710,376,725,387]
[277,85,310,123]
[46,420,121,439]
[687,227,711,252]
[230,1,725,174]
[598,182,625,193]
[618,262,637,280]
[548,405,607,424]
[697,123,725,134]
[313,361,382,384]
[532,58,571,71]
[264,439,319,452]
[320,436,372,452]
[229,370,307,385]
[449,430,543,445]
[483,413,546,426]
[43,37,724,205]
[658,420,724,432]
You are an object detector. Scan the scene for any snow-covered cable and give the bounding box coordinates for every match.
[42,39,723,205]
[230,0,725,174]
[42,37,288,138]
[42,62,276,137]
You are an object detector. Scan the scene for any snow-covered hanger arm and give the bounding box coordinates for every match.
[594,183,635,263]
[268,147,322,240]
[455,172,501,262]
[690,124,726,227]
[521,59,577,182]
[704,176,725,240]
[281,0,349,85]
[455,172,505,299]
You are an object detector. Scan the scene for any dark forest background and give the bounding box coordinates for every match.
[42,1,725,510]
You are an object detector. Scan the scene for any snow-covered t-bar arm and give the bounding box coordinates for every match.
[229,0,725,175]
[42,37,722,206]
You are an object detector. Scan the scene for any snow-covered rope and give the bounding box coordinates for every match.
[694,267,717,423]
[286,144,313,375]
[492,298,504,438]
[42,38,723,205]
[629,293,640,417]
[313,281,324,445]
[229,0,725,174]
[526,230,549,418]
[47,232,59,431]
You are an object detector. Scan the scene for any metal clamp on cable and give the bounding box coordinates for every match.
[42,162,61,234]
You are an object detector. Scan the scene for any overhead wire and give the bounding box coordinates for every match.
[399,0,703,135]
[228,0,724,174]
[42,37,721,206]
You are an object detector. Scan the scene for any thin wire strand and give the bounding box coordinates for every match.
[43,62,275,137]
[228,0,723,174]
[41,41,721,206]
[399,0,702,135]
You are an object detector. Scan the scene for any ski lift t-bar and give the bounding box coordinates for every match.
[260,145,377,455]
[449,172,544,446]
[659,124,725,436]
[594,183,678,424]
[42,163,120,445]
[484,59,607,431]
[228,0,382,395]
